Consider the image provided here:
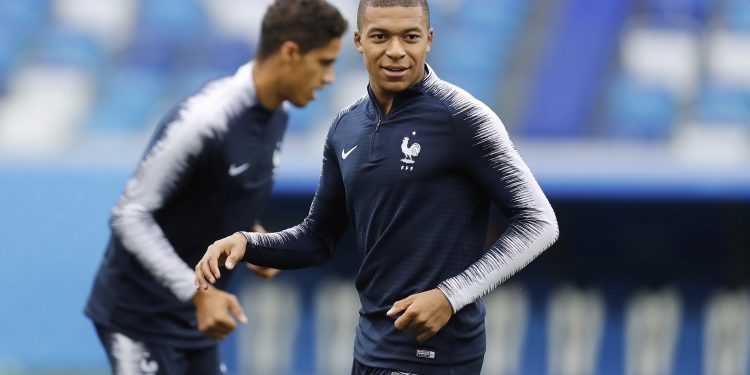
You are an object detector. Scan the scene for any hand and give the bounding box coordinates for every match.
[246,263,281,279]
[191,286,248,340]
[386,288,454,342]
[195,232,247,290]
[246,224,280,279]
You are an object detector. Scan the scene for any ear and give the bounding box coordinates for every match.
[354,30,364,54]
[426,28,434,53]
[279,41,301,62]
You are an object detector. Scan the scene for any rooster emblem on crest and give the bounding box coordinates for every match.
[400,136,421,164]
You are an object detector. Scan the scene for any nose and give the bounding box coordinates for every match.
[323,66,335,85]
[385,38,406,59]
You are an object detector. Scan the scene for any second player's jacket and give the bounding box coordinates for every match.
[86,62,289,348]
[240,65,559,374]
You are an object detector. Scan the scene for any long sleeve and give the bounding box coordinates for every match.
[110,111,218,302]
[241,121,349,268]
[437,98,559,313]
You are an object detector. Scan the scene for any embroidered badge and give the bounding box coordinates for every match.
[400,131,421,171]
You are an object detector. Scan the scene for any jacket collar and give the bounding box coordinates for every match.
[365,64,437,119]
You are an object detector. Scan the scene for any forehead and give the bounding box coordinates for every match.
[360,6,428,32]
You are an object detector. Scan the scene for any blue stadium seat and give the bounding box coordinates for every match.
[0,0,48,34]
[85,66,164,134]
[608,76,676,140]
[459,0,529,31]
[647,0,714,25]
[696,84,750,124]
[0,25,24,94]
[181,35,254,73]
[724,0,750,31]
[122,29,181,73]
[138,0,207,41]
[31,26,105,75]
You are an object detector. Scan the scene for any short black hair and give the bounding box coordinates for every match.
[257,0,348,60]
[356,0,430,30]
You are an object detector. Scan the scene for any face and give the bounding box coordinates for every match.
[354,6,433,97]
[282,37,342,107]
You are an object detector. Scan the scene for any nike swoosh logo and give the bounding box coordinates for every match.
[342,145,358,160]
[228,163,250,176]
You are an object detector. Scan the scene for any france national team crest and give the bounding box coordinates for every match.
[400,131,421,171]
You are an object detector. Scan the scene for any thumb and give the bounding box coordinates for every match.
[225,235,246,270]
[387,296,414,318]
[227,295,248,324]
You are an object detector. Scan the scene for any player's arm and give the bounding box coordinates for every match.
[437,101,559,310]
[111,113,247,339]
[196,120,349,289]
[110,117,208,303]
[245,223,280,279]
[389,100,559,342]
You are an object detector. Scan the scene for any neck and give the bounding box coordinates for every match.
[252,58,283,111]
[371,84,395,116]
[370,68,426,116]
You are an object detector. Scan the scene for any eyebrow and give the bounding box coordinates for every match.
[368,27,423,34]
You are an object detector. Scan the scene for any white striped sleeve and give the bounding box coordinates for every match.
[110,84,234,302]
[435,86,559,313]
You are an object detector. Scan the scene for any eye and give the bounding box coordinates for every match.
[371,33,386,40]
[405,34,420,41]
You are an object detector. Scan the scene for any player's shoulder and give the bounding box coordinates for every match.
[171,64,255,136]
[423,73,492,119]
[331,94,369,130]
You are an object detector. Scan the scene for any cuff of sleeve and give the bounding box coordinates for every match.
[238,231,256,263]
[175,270,198,302]
[437,282,462,314]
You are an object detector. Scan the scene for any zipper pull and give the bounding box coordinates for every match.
[375,120,382,132]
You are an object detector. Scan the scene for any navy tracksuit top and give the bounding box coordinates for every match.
[241,65,559,374]
[86,62,288,348]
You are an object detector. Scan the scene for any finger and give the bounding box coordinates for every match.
[205,326,231,340]
[199,257,216,287]
[204,329,223,340]
[416,330,435,343]
[227,295,248,324]
[387,296,413,317]
[225,234,245,270]
[195,261,210,290]
[200,318,233,338]
[206,245,221,281]
[393,311,415,332]
[215,317,237,332]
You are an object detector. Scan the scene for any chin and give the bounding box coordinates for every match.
[291,98,310,108]
[381,81,410,93]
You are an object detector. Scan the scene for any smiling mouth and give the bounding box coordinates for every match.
[383,66,409,78]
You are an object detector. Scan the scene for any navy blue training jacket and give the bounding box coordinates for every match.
[86,62,288,348]
[241,65,559,374]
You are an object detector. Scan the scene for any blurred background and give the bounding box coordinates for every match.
[0,0,749,374]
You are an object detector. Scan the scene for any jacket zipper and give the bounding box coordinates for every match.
[369,118,382,160]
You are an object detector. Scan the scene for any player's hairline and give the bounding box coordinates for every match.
[356,0,431,31]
